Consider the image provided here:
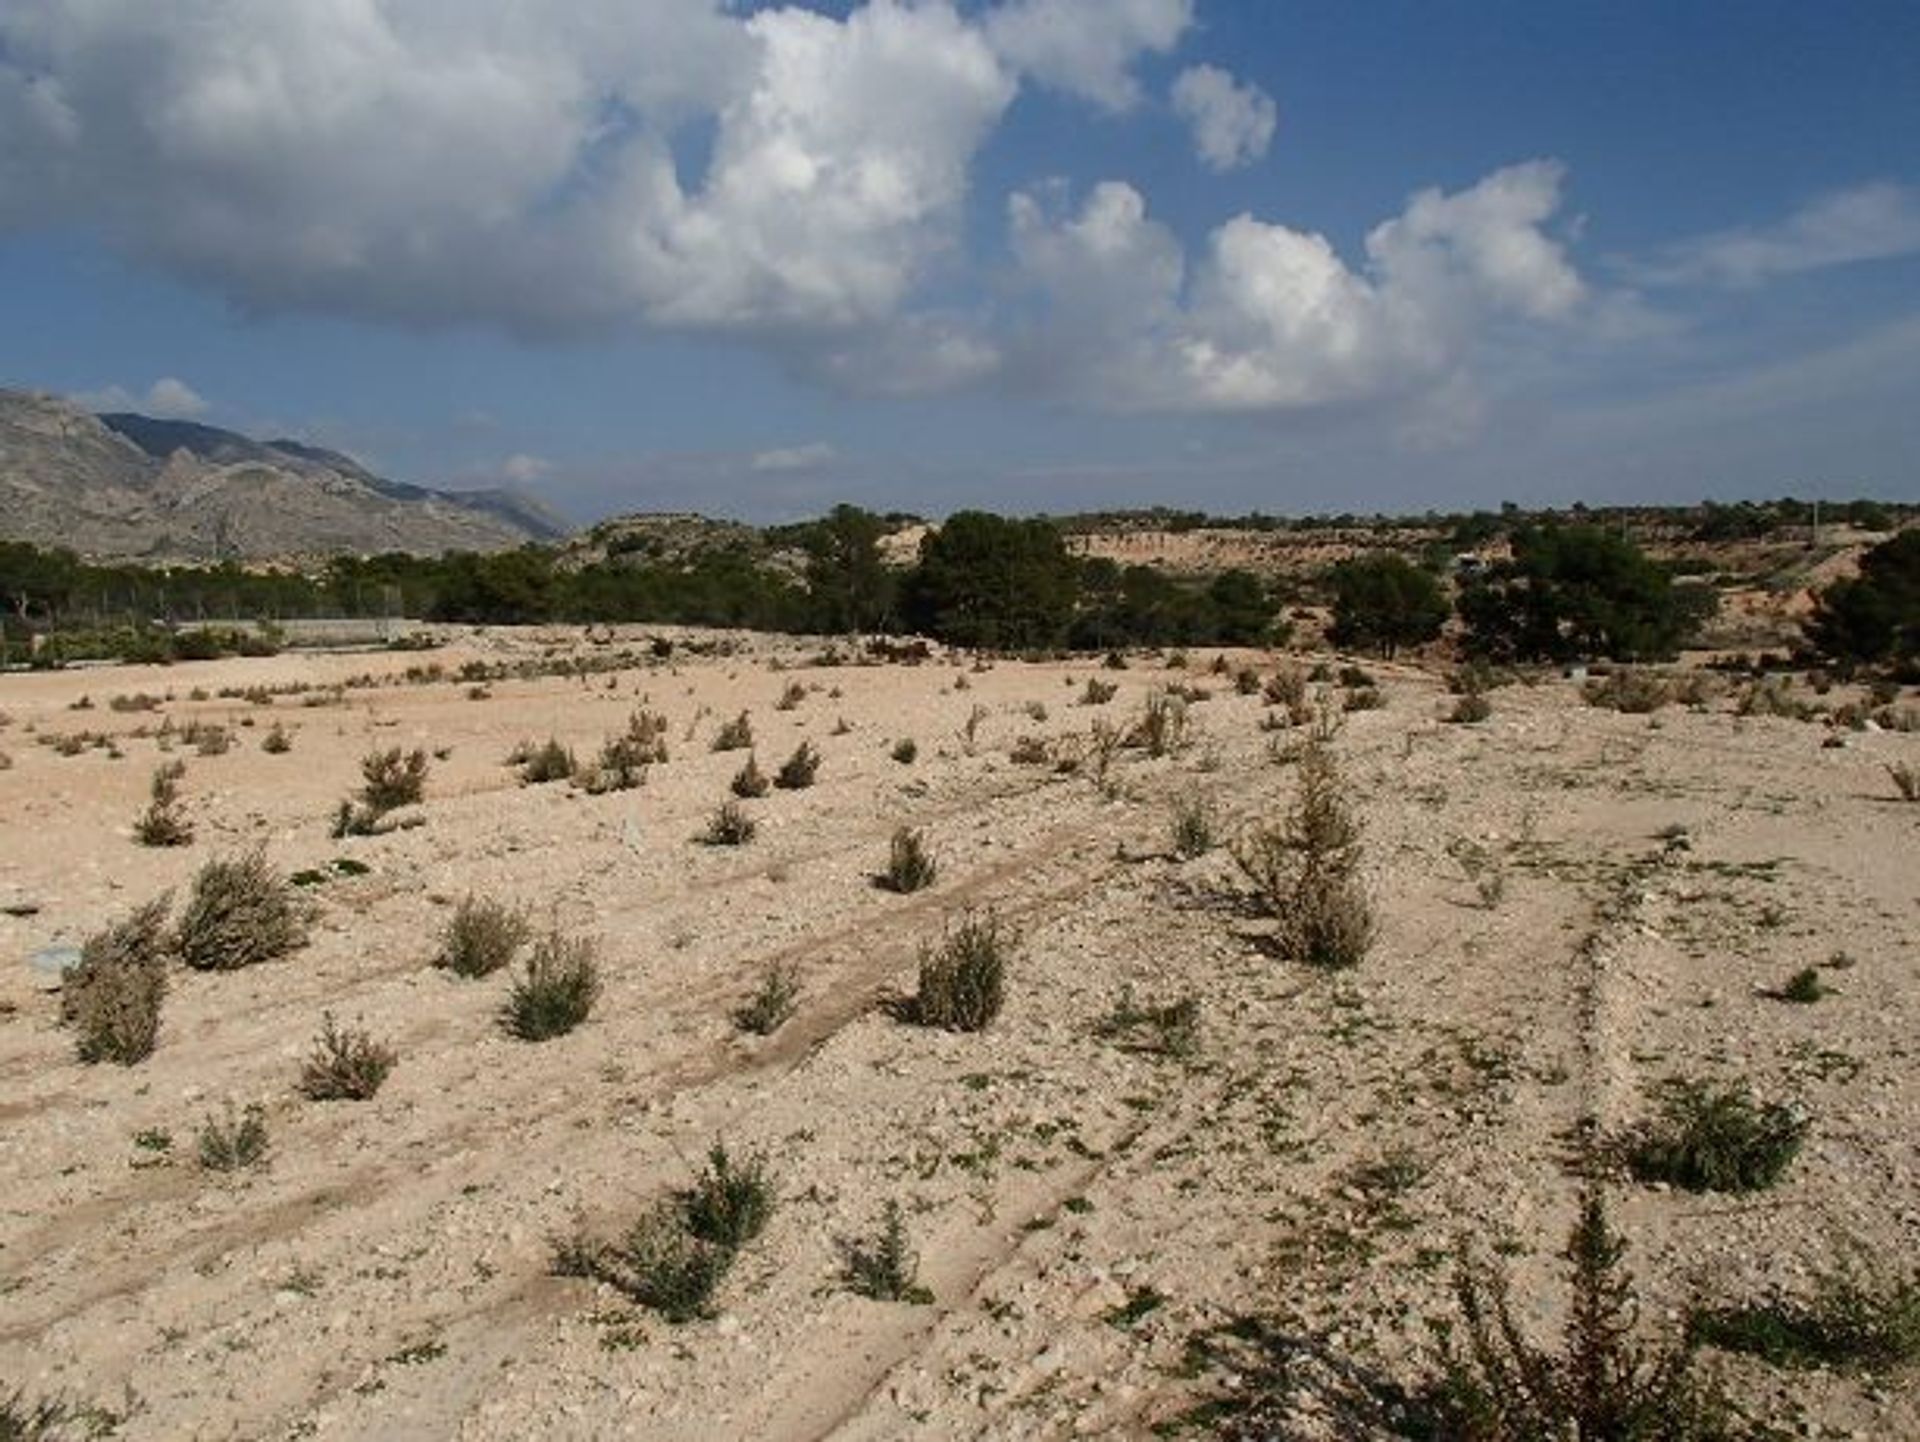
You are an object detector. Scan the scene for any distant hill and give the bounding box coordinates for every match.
[0,390,568,560]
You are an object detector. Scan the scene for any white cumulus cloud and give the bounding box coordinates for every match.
[984,0,1193,111]
[1008,159,1588,413]
[1171,65,1276,172]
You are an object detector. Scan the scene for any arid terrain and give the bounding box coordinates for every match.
[1,631,1915,1440]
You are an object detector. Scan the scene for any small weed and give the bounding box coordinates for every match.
[1767,967,1827,1004]
[730,754,770,798]
[1690,1264,1920,1372]
[198,1103,270,1172]
[881,827,938,894]
[774,741,820,789]
[134,761,193,847]
[712,712,754,752]
[842,1200,932,1303]
[299,1013,396,1101]
[734,964,800,1035]
[1170,795,1217,859]
[702,800,757,846]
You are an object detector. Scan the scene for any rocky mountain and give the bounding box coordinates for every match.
[0,390,568,560]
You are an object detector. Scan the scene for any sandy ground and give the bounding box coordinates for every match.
[1,630,1915,1440]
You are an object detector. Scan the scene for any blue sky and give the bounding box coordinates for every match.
[2,0,1917,524]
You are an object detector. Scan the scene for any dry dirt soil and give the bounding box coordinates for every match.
[1,630,1915,1440]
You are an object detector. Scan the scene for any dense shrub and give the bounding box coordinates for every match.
[907,914,1008,1032]
[1626,1078,1806,1193]
[1806,529,1919,670]
[61,896,171,1064]
[501,933,600,1040]
[1327,553,1448,657]
[681,1144,775,1251]
[174,850,308,971]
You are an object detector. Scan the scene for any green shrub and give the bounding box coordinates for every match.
[198,1103,270,1172]
[1627,1078,1806,1193]
[299,1013,396,1100]
[1691,1265,1920,1372]
[734,964,800,1035]
[681,1143,775,1251]
[134,761,193,847]
[501,933,600,1041]
[1428,1191,1752,1441]
[610,1205,734,1323]
[775,741,820,789]
[1770,967,1827,1003]
[702,800,757,846]
[907,914,1007,1032]
[435,895,531,978]
[61,896,171,1065]
[842,1200,932,1303]
[174,849,308,971]
[1232,740,1375,968]
[881,827,938,893]
[730,754,770,798]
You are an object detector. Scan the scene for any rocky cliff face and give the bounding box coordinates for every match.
[0,391,567,559]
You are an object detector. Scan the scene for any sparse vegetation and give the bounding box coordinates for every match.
[435,895,531,978]
[299,1013,397,1100]
[882,826,938,893]
[60,896,171,1065]
[1626,1078,1807,1193]
[174,849,308,971]
[1690,1264,1920,1373]
[1233,739,1376,968]
[734,964,800,1035]
[359,746,428,811]
[519,737,576,784]
[906,913,1008,1032]
[1097,984,1200,1059]
[198,1103,271,1172]
[134,760,193,846]
[501,932,601,1041]
[681,1143,775,1251]
[774,740,821,789]
[1170,795,1217,858]
[712,711,754,751]
[730,753,770,798]
[842,1200,932,1304]
[702,800,757,845]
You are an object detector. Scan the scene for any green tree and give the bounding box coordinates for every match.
[1459,525,1714,663]
[1326,553,1449,657]
[902,512,1077,649]
[803,504,893,633]
[1807,529,1920,670]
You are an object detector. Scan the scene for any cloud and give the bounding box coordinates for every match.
[0,0,1021,336]
[984,0,1192,111]
[1007,159,1588,414]
[1635,182,1920,287]
[750,442,838,472]
[500,453,555,484]
[72,376,210,418]
[1171,65,1275,172]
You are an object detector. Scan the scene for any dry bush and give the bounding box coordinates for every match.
[434,895,531,978]
[501,932,600,1040]
[1129,690,1190,757]
[1584,668,1672,714]
[703,800,757,845]
[1343,685,1385,712]
[1233,739,1375,968]
[1736,676,1813,721]
[712,711,754,751]
[1080,677,1118,706]
[881,827,938,893]
[1448,692,1493,724]
[134,760,193,847]
[261,721,293,753]
[734,964,800,1035]
[774,740,820,789]
[299,1013,397,1100]
[1235,666,1262,696]
[519,737,576,784]
[61,896,171,1065]
[578,730,651,793]
[1009,734,1051,765]
[1264,666,1307,708]
[1170,795,1218,859]
[906,913,1008,1032]
[730,753,771,798]
[891,737,918,764]
[360,746,428,811]
[774,680,808,711]
[174,849,308,971]
[198,1103,270,1173]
